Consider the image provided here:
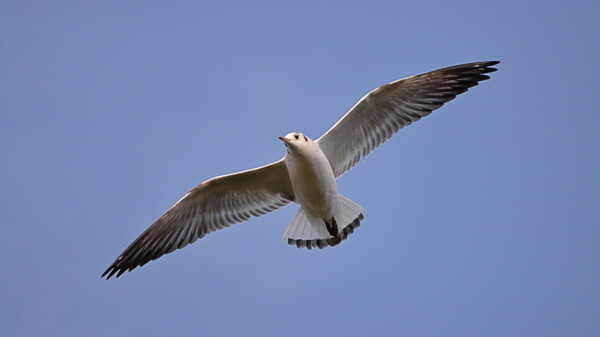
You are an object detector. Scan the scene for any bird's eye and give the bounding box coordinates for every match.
[294,135,299,139]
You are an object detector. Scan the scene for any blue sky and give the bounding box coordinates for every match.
[1,1,599,336]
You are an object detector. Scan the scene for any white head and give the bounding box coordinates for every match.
[279,132,313,155]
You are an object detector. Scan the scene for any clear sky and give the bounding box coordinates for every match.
[1,1,599,336]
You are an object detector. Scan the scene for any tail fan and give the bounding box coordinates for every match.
[282,194,365,249]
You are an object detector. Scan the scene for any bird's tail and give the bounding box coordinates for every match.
[282,194,365,249]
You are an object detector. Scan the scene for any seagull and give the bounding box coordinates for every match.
[102,61,499,279]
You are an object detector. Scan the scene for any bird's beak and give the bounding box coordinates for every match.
[279,136,291,143]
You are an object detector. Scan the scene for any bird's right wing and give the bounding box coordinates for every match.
[102,158,293,279]
[317,61,499,177]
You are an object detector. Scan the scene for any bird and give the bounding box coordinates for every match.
[102,61,499,279]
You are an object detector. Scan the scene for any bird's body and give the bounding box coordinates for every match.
[283,133,337,224]
[103,61,500,279]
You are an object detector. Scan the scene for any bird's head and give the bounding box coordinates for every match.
[279,132,312,154]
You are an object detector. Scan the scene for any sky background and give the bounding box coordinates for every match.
[1,1,599,336]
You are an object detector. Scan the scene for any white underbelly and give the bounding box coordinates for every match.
[287,149,337,219]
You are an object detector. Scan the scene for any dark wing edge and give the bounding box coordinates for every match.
[102,158,293,279]
[317,61,499,177]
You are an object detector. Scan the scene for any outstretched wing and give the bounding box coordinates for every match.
[317,61,499,177]
[102,159,293,279]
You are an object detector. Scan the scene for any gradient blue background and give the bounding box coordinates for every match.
[2,1,599,336]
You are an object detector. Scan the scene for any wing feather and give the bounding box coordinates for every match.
[317,61,499,177]
[102,158,293,279]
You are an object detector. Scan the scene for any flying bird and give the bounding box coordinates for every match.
[102,61,499,279]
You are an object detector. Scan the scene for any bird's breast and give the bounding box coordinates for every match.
[285,146,337,219]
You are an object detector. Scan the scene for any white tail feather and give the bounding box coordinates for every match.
[335,194,365,234]
[283,194,365,249]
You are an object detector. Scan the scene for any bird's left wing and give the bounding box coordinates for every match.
[102,158,293,279]
[317,61,499,177]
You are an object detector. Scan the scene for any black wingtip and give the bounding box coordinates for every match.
[477,61,500,73]
[458,60,500,73]
[101,263,137,280]
[101,267,117,280]
[101,255,130,280]
[101,256,121,280]
[473,60,500,68]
